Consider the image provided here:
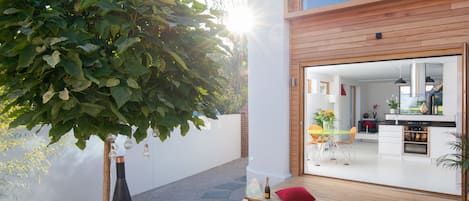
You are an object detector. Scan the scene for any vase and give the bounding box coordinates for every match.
[323,121,333,131]
[390,109,397,114]
[419,102,428,114]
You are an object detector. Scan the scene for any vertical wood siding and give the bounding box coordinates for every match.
[289,0,469,176]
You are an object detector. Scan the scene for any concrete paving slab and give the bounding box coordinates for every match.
[133,158,247,201]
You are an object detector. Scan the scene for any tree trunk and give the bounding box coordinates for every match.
[103,139,111,201]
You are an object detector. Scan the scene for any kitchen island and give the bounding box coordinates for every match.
[378,120,456,160]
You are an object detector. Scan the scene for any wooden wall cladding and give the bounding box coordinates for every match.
[290,0,469,64]
[288,0,469,176]
[287,0,302,13]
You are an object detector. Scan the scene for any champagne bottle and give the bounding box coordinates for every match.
[112,156,132,201]
[264,177,271,199]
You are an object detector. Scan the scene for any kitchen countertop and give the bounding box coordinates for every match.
[384,114,455,122]
[379,120,456,127]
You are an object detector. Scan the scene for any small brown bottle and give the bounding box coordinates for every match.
[264,177,271,199]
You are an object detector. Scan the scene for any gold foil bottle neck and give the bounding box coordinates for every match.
[116,156,125,163]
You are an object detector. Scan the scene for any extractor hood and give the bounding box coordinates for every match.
[410,63,426,97]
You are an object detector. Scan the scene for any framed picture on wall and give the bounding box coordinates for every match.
[307,79,312,94]
[319,81,329,95]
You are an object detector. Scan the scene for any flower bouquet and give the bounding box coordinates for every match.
[386,95,399,113]
[314,109,335,129]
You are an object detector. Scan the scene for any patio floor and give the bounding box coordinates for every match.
[132,158,247,201]
[131,157,459,201]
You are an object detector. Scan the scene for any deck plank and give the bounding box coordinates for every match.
[261,176,459,201]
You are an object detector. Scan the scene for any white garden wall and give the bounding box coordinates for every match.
[2,114,241,201]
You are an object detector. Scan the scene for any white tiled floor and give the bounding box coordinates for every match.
[304,141,461,195]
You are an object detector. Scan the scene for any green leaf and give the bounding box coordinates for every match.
[157,57,167,72]
[85,72,100,85]
[192,117,205,129]
[126,78,139,89]
[180,121,189,136]
[42,50,61,68]
[36,45,46,54]
[111,86,132,108]
[168,50,188,70]
[18,44,37,68]
[116,37,141,54]
[62,98,78,110]
[126,57,148,76]
[110,104,128,123]
[156,107,166,117]
[172,80,180,88]
[144,52,153,67]
[10,112,35,128]
[80,103,105,117]
[51,101,64,119]
[110,25,120,38]
[70,79,92,92]
[106,78,120,87]
[77,43,99,53]
[197,87,209,95]
[49,121,73,144]
[80,0,98,10]
[152,15,170,24]
[158,127,170,142]
[160,0,176,5]
[75,139,87,150]
[133,127,147,143]
[141,106,150,117]
[47,37,68,46]
[62,52,84,80]
[3,8,21,15]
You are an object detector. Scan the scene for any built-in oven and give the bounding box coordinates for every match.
[403,122,429,156]
[403,143,428,155]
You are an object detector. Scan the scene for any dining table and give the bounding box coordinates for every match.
[307,129,352,165]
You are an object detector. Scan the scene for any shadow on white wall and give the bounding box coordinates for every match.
[2,114,241,201]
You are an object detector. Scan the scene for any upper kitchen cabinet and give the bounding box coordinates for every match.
[285,0,385,19]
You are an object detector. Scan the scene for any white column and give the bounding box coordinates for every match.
[247,0,291,185]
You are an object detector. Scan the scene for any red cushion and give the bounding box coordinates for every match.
[275,187,316,201]
[363,121,375,129]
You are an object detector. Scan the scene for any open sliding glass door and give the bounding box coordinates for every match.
[463,42,469,201]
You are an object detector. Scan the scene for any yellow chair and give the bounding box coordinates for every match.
[307,125,327,166]
[336,127,357,165]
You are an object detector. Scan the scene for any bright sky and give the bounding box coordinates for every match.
[201,0,254,34]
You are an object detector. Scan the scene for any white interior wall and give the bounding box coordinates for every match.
[6,115,241,201]
[247,0,291,186]
[443,61,457,119]
[356,86,362,126]
[360,81,399,121]
[337,77,358,130]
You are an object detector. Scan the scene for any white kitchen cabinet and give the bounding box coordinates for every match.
[429,127,457,159]
[378,125,403,156]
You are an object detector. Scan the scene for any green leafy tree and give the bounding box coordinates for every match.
[0,0,228,148]
[214,34,247,114]
[205,0,248,114]
[1,1,227,200]
[0,99,56,200]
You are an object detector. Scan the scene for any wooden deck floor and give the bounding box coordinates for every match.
[264,176,460,201]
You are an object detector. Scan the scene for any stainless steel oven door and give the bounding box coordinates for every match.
[404,143,427,155]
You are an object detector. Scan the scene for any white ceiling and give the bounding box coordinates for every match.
[305,56,458,82]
